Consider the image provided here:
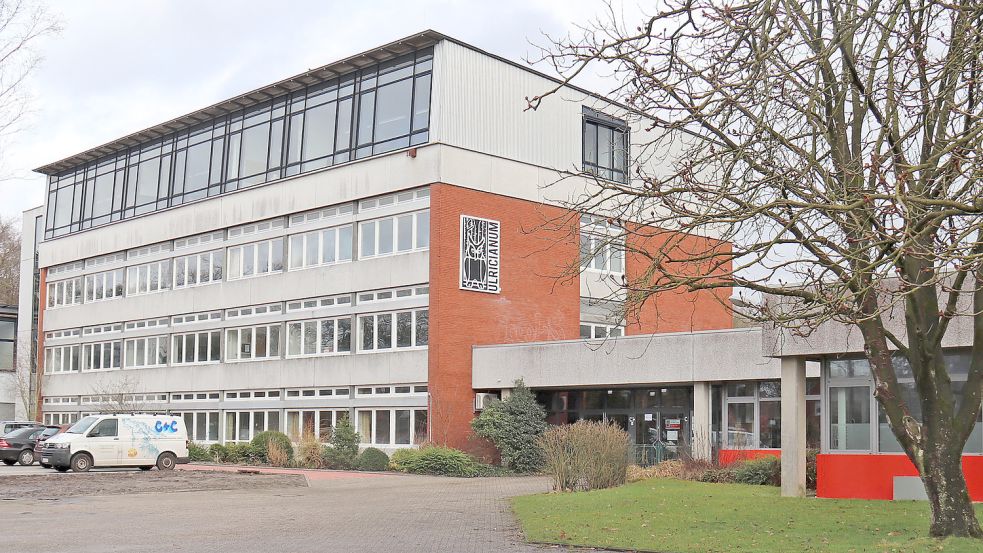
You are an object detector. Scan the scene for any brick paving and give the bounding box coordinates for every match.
[0,468,566,553]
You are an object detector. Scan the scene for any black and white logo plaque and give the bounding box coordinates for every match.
[460,215,501,294]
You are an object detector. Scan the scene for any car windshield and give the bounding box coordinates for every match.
[66,416,99,434]
[4,426,39,439]
[41,428,59,437]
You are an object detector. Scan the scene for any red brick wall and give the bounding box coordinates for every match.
[624,228,733,334]
[428,184,581,450]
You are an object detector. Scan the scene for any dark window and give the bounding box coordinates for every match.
[90,418,118,438]
[43,48,433,239]
[583,108,628,183]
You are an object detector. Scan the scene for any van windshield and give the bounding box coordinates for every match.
[66,416,99,434]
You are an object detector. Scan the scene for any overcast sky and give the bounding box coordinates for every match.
[1,0,624,221]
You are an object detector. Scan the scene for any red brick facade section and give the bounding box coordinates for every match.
[624,228,732,334]
[428,184,581,450]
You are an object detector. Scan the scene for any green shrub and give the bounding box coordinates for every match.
[538,420,631,492]
[698,466,738,483]
[389,447,420,471]
[733,456,781,486]
[208,443,227,462]
[221,442,259,464]
[389,445,483,477]
[471,380,547,473]
[323,446,354,470]
[330,417,360,464]
[250,431,294,463]
[355,447,390,471]
[188,442,211,462]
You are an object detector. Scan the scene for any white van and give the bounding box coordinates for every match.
[40,414,189,472]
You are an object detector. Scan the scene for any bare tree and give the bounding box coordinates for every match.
[531,0,983,538]
[0,217,20,305]
[13,344,34,419]
[0,0,58,173]
[90,375,148,415]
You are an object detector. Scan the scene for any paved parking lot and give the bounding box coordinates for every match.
[0,464,562,553]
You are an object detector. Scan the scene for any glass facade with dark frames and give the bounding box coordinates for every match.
[44,48,433,239]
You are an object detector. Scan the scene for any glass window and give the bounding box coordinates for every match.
[375,410,391,445]
[583,113,628,183]
[758,401,781,448]
[727,403,754,448]
[829,386,871,451]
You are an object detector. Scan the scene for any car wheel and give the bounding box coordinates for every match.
[40,463,51,469]
[18,449,35,466]
[70,453,93,472]
[156,452,177,471]
[139,466,152,471]
[2,459,15,466]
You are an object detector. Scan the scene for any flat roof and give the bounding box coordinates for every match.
[35,30,640,177]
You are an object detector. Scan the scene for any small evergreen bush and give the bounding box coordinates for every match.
[250,431,294,463]
[323,445,354,470]
[733,456,781,486]
[330,417,360,464]
[471,380,547,472]
[188,442,211,462]
[698,466,738,483]
[222,442,258,464]
[355,447,390,471]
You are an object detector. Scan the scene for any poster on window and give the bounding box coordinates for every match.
[460,215,501,294]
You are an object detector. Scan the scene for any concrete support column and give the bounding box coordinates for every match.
[691,382,713,461]
[780,356,807,497]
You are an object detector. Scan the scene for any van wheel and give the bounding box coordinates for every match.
[18,449,35,466]
[156,452,177,471]
[55,466,69,472]
[139,466,152,471]
[40,463,51,469]
[2,459,14,466]
[70,453,93,472]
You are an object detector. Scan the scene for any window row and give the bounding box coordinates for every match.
[47,213,429,308]
[45,48,433,238]
[45,313,429,373]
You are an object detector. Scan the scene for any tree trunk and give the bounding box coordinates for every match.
[921,444,983,538]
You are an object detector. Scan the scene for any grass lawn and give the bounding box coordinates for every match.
[512,478,983,552]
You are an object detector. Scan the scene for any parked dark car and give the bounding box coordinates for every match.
[0,421,41,436]
[34,425,69,468]
[0,425,47,466]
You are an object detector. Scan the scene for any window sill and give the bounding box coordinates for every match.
[358,247,430,261]
[284,352,352,360]
[225,357,282,363]
[355,346,428,355]
[287,259,353,272]
[174,279,223,290]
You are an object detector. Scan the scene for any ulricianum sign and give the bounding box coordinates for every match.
[459,215,501,294]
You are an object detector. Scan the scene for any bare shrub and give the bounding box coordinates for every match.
[296,429,325,469]
[266,439,290,468]
[539,420,631,492]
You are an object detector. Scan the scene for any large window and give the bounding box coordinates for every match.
[228,238,284,280]
[44,344,80,373]
[579,215,624,273]
[225,410,280,442]
[582,107,628,183]
[288,224,353,270]
[178,411,220,442]
[286,410,347,442]
[174,249,224,288]
[126,260,172,296]
[124,336,168,368]
[81,341,122,371]
[286,316,352,357]
[723,379,821,450]
[225,324,281,361]
[356,409,428,446]
[44,47,433,239]
[827,353,982,454]
[358,210,429,258]
[358,309,428,352]
[46,278,82,308]
[84,269,125,302]
[172,331,221,365]
[0,320,13,371]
